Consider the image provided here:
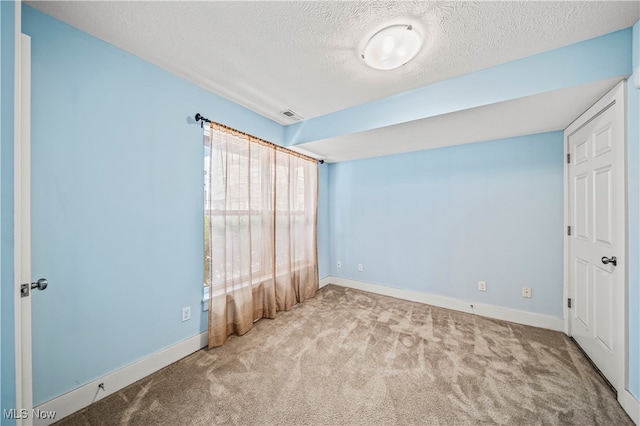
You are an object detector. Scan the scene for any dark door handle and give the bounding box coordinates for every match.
[601,256,617,266]
[20,278,48,297]
[31,278,48,291]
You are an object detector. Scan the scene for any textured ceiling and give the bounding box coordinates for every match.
[27,1,640,125]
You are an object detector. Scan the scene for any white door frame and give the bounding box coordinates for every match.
[563,80,629,407]
[14,22,33,426]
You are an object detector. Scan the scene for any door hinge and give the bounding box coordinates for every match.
[567,153,570,164]
[567,298,572,308]
[567,226,571,236]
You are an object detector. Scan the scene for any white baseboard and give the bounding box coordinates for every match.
[319,276,332,288]
[322,276,564,332]
[619,389,640,425]
[32,332,208,425]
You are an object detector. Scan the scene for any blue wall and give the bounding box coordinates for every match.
[328,132,564,317]
[628,20,640,400]
[22,5,283,405]
[1,0,17,422]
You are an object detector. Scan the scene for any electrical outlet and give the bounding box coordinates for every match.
[478,281,487,292]
[337,260,342,268]
[522,287,532,298]
[182,306,191,322]
[357,264,364,272]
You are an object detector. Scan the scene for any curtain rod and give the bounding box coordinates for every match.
[195,113,324,164]
[194,113,211,128]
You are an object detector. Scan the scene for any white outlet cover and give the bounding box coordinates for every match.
[478,281,487,291]
[337,260,342,268]
[357,264,363,272]
[182,307,191,322]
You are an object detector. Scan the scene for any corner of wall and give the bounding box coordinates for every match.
[627,18,640,401]
[633,22,639,121]
[317,163,331,279]
[633,21,639,90]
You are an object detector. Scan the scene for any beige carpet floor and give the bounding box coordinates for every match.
[56,284,633,425]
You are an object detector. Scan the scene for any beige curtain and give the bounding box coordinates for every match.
[206,123,318,348]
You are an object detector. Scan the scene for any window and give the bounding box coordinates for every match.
[203,122,319,347]
[204,128,211,287]
[204,128,270,288]
[203,124,317,292]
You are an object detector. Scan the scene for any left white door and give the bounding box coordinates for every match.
[15,32,34,424]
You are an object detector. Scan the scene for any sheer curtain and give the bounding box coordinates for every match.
[206,123,318,348]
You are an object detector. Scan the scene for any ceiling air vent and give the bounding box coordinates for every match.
[280,109,304,121]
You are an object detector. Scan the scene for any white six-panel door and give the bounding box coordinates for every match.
[566,81,626,394]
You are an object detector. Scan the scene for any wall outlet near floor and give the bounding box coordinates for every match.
[522,287,532,298]
[357,263,364,272]
[337,260,342,268]
[478,281,487,292]
[182,306,191,322]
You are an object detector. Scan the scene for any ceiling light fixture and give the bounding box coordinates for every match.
[361,24,423,71]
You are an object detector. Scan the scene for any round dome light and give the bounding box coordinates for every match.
[361,24,423,71]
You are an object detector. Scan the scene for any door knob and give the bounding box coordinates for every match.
[601,256,617,266]
[31,278,48,291]
[20,278,48,297]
